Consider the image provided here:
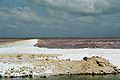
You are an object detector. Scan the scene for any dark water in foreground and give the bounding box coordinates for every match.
[0,75,120,80]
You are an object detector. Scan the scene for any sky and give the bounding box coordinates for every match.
[0,0,120,38]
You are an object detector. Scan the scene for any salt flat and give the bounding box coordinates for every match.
[0,39,120,68]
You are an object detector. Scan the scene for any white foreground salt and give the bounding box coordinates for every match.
[0,39,120,68]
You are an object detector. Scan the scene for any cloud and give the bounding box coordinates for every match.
[34,0,112,14]
[0,6,69,29]
[0,0,120,37]
[0,7,40,23]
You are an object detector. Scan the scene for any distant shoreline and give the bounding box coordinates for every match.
[1,38,120,49]
[0,39,28,45]
[35,39,120,49]
[1,37,120,39]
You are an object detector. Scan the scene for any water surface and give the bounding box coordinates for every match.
[0,75,120,80]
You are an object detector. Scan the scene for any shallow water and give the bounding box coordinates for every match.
[0,75,120,80]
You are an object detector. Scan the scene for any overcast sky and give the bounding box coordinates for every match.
[0,0,120,38]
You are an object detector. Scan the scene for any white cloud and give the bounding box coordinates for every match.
[35,0,111,14]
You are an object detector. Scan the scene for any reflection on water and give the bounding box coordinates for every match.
[0,75,120,80]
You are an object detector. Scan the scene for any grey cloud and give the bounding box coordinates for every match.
[0,7,40,22]
[0,0,120,37]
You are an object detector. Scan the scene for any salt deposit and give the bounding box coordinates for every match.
[0,39,120,68]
